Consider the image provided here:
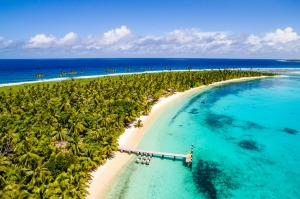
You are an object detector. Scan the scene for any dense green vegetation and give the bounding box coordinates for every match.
[0,70,274,198]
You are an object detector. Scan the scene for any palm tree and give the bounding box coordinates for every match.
[18,152,42,168]
[36,73,44,80]
[69,71,77,77]
[101,135,118,159]
[31,183,55,199]
[23,163,51,187]
[59,71,67,77]
[51,126,68,142]
[78,148,102,170]
[134,119,143,128]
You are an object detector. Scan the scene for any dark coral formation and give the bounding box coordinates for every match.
[205,113,234,130]
[233,121,265,131]
[188,108,200,114]
[169,94,204,125]
[193,160,238,199]
[282,128,298,135]
[237,140,261,151]
[245,121,265,130]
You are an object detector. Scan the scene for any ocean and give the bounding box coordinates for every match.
[105,72,300,199]
[0,58,300,86]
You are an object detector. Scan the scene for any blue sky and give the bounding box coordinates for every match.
[0,0,300,58]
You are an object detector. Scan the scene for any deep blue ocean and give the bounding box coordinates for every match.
[1,58,300,86]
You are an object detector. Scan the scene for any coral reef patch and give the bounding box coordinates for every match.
[237,140,261,151]
[282,128,298,135]
[205,113,234,130]
[193,160,239,199]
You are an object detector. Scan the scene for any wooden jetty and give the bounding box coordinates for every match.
[118,147,192,165]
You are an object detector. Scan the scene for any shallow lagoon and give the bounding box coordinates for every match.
[105,74,300,199]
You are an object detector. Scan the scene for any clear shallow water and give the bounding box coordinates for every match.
[105,75,300,199]
[1,58,300,85]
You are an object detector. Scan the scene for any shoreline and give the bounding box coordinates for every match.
[0,70,195,87]
[0,67,293,88]
[86,75,269,199]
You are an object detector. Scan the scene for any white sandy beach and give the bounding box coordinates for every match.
[86,76,268,199]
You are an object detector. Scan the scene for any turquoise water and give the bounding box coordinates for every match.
[105,74,300,199]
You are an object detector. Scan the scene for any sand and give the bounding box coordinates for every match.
[86,76,269,199]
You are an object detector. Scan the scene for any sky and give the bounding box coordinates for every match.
[0,0,300,58]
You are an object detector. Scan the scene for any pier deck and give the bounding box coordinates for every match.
[118,147,192,165]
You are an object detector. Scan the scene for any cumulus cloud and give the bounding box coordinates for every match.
[25,34,56,48]
[25,32,78,48]
[0,36,13,48]
[6,26,300,57]
[264,27,299,45]
[57,32,78,46]
[246,35,261,45]
[103,25,131,44]
[85,26,133,50]
[246,27,300,52]
[125,28,233,56]
[166,29,224,44]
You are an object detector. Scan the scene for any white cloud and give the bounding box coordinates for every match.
[246,34,261,45]
[246,27,300,52]
[166,29,224,44]
[245,34,263,52]
[25,32,78,48]
[0,36,13,48]
[84,26,134,51]
[8,26,300,58]
[167,29,197,43]
[264,27,299,45]
[103,25,131,44]
[57,32,78,46]
[25,34,56,48]
[133,29,233,55]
